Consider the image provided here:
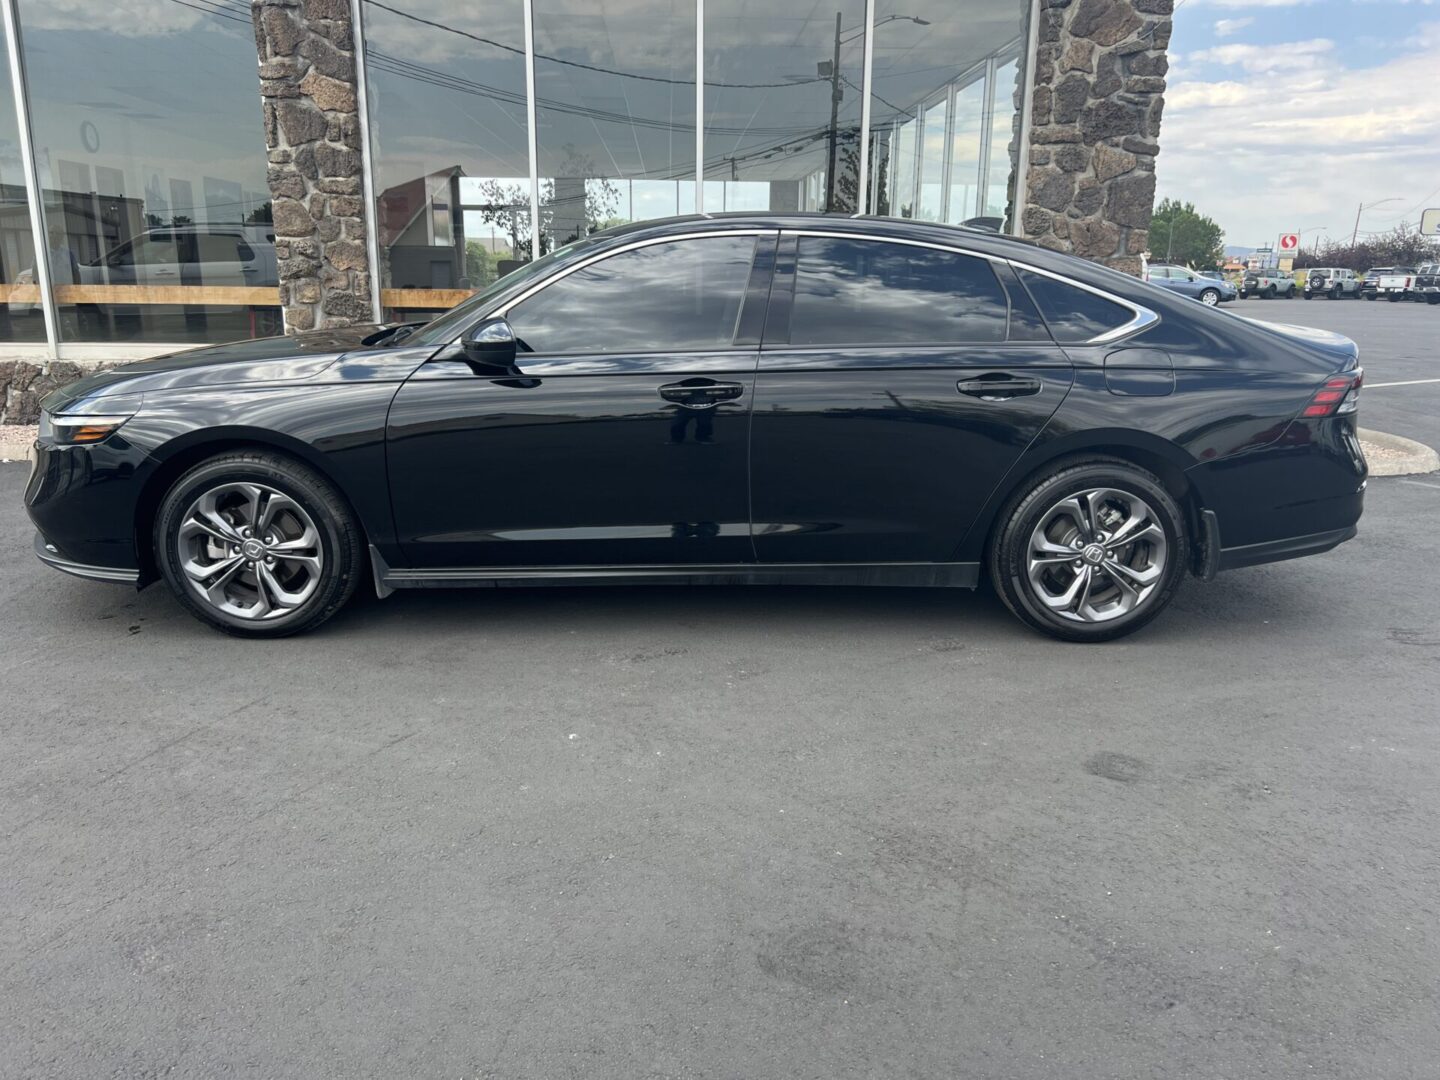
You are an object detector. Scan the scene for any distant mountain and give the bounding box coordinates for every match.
[1224,245,1257,257]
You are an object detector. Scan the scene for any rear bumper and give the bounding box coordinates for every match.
[1216,525,1357,572]
[33,532,140,585]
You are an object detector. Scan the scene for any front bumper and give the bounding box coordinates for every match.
[33,532,140,584]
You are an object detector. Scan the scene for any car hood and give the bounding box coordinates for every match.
[43,323,405,410]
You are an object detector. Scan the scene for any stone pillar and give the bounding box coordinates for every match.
[252,0,373,332]
[1020,0,1171,275]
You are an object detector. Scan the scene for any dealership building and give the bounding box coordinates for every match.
[0,0,1170,383]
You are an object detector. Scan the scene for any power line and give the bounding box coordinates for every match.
[363,0,826,90]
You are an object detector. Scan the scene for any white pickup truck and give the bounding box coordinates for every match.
[1376,268,1420,301]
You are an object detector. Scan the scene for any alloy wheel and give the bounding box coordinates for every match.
[177,482,323,620]
[1025,488,1168,623]
[1200,290,1219,305]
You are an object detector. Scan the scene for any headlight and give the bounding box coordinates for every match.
[39,411,136,445]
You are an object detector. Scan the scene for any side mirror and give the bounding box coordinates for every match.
[461,317,518,371]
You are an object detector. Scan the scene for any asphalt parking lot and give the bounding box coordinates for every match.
[2,299,1438,1078]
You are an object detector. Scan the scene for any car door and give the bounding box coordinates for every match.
[386,230,775,568]
[748,232,1074,565]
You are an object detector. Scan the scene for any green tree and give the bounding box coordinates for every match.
[1149,198,1225,269]
[463,240,495,286]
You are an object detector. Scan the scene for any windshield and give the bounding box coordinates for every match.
[407,236,604,347]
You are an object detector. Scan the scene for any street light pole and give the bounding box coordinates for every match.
[824,10,842,212]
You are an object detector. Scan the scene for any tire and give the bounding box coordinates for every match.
[154,450,364,637]
[1199,288,1220,306]
[1388,293,1400,302]
[1329,286,1342,300]
[1365,292,1377,301]
[1428,294,1440,305]
[1263,285,1277,299]
[1303,292,1313,300]
[1286,286,1297,299]
[987,458,1189,643]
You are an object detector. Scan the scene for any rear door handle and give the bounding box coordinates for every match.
[957,373,1044,401]
[658,380,745,408]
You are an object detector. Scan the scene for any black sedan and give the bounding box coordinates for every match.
[26,214,1367,641]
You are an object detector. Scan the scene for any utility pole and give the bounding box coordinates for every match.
[824,10,842,212]
[1350,201,1363,248]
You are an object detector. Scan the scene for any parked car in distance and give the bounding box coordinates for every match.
[1360,266,1415,301]
[1241,267,1297,299]
[1375,267,1421,301]
[1412,263,1440,304]
[1143,264,1238,305]
[1304,267,1360,300]
[27,213,1366,643]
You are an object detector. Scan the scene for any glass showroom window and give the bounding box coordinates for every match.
[703,1,865,214]
[15,0,276,345]
[532,0,696,253]
[359,0,532,321]
[0,17,42,343]
[868,0,1028,231]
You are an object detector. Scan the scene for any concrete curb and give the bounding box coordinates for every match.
[1358,428,1440,477]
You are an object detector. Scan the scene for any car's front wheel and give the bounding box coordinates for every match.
[1199,288,1220,306]
[1263,285,1277,299]
[155,450,364,637]
[988,459,1188,642]
[1286,286,1297,298]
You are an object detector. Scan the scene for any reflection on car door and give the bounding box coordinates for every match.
[749,233,1074,564]
[386,232,775,568]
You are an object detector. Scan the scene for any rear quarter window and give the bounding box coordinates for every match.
[1015,269,1134,344]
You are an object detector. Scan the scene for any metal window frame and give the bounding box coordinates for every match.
[523,0,541,262]
[350,0,384,321]
[1011,0,1042,236]
[695,0,704,213]
[855,0,875,213]
[2,0,58,355]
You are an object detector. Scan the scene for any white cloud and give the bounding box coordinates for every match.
[1189,38,1335,73]
[1157,24,1440,244]
[1214,17,1255,36]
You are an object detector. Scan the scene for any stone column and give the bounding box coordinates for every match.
[1020,0,1172,275]
[252,0,373,331]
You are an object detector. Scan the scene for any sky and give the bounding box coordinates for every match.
[1157,0,1440,251]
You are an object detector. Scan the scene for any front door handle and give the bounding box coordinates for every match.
[958,373,1044,401]
[658,379,744,409]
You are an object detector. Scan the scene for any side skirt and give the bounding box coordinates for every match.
[368,547,979,594]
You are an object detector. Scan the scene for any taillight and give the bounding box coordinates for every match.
[1302,369,1362,418]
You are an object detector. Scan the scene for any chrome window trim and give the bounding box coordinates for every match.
[785,229,1159,345]
[1004,258,1160,344]
[468,228,776,337]
[464,227,1156,349]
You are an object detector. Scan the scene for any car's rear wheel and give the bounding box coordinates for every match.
[988,459,1188,643]
[155,450,363,637]
[1199,288,1220,306]
[1329,286,1342,299]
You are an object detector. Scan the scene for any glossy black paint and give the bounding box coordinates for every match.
[25,213,1366,595]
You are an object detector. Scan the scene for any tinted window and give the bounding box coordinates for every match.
[506,236,757,355]
[1018,270,1134,343]
[787,237,1009,346]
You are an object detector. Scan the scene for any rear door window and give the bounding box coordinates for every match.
[783,236,1012,346]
